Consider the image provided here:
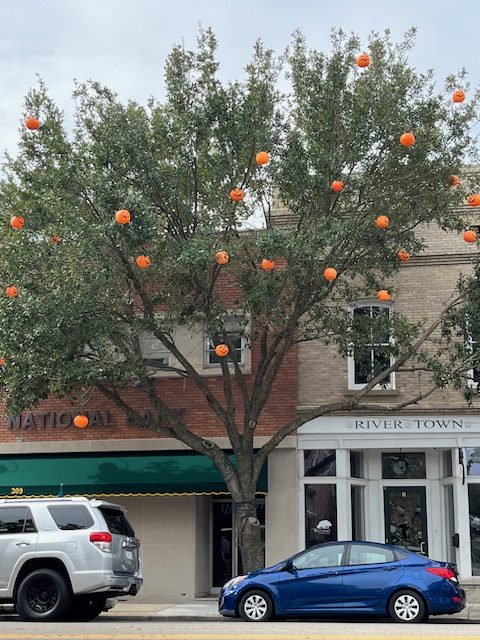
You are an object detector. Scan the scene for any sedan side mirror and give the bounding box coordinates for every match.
[283,558,297,573]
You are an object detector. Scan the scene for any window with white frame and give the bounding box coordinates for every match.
[205,315,247,366]
[138,331,172,368]
[465,318,480,388]
[347,301,394,390]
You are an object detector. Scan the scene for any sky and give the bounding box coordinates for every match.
[0,0,479,155]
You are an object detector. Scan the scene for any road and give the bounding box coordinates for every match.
[0,614,479,640]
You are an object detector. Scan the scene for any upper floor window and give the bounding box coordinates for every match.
[347,301,394,390]
[205,315,247,366]
[465,318,480,388]
[138,331,172,368]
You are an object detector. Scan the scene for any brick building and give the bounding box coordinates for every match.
[0,279,298,602]
[271,191,480,589]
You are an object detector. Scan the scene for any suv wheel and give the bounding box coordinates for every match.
[67,596,107,621]
[16,569,72,622]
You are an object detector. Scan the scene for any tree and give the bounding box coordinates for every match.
[0,28,479,572]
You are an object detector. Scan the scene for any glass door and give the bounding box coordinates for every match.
[211,499,265,589]
[384,486,428,555]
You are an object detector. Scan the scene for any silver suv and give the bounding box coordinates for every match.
[0,497,142,621]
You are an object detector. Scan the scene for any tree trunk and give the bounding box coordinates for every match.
[235,499,264,574]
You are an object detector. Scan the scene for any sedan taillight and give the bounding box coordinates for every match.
[426,566,457,581]
[90,531,112,553]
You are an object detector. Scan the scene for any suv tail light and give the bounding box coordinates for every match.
[426,567,457,582]
[90,531,112,553]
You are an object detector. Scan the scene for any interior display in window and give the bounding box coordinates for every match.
[382,452,426,479]
[304,450,336,477]
[305,484,337,547]
[469,485,480,575]
[351,485,364,541]
[384,487,427,555]
[347,303,394,389]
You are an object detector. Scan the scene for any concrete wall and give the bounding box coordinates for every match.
[194,496,211,596]
[265,447,299,565]
[120,496,196,604]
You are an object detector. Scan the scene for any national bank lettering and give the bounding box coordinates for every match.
[352,418,467,430]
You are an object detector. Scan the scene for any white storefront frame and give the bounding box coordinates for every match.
[298,414,480,578]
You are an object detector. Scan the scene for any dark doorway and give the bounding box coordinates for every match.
[384,486,428,555]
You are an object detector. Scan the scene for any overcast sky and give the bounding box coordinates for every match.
[0,0,478,154]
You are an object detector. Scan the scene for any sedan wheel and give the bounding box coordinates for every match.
[389,589,426,623]
[239,590,273,622]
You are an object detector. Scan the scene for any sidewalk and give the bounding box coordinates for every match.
[105,598,479,621]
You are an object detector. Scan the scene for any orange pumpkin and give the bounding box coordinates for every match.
[467,194,480,207]
[115,209,131,224]
[356,53,371,68]
[229,188,244,202]
[331,180,344,193]
[464,230,477,243]
[0,357,6,366]
[25,117,40,130]
[450,174,460,187]
[375,215,390,229]
[397,249,411,262]
[256,151,270,165]
[215,250,230,265]
[10,216,25,229]
[5,286,18,298]
[73,414,89,429]
[377,290,391,302]
[51,235,62,244]
[261,258,276,272]
[214,344,229,358]
[136,255,151,269]
[452,90,466,103]
[400,132,416,147]
[323,267,337,282]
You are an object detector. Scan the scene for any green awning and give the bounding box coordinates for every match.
[0,452,267,498]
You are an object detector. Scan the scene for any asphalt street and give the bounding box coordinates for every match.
[0,615,479,640]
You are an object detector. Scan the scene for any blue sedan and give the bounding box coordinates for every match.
[219,541,465,623]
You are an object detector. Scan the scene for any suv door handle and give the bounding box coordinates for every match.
[15,542,31,547]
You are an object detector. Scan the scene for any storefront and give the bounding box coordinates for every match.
[298,414,480,579]
[0,443,297,602]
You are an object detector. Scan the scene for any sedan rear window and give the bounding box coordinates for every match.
[48,505,94,530]
[99,507,135,536]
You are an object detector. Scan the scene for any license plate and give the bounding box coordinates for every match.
[125,550,134,560]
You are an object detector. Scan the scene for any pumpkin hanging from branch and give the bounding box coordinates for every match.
[400,132,415,147]
[452,90,466,103]
[215,344,229,358]
[115,209,131,224]
[25,117,40,130]
[331,180,344,193]
[215,250,230,265]
[73,415,89,429]
[467,194,480,207]
[377,290,391,302]
[255,151,270,165]
[464,230,477,243]
[5,286,18,298]
[261,259,275,272]
[450,175,460,187]
[375,215,390,229]
[10,216,25,229]
[136,255,151,269]
[323,267,337,282]
[397,250,411,262]
[229,188,244,202]
[356,53,371,67]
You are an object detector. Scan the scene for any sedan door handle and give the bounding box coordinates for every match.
[15,542,31,547]
[382,566,397,571]
[325,571,339,576]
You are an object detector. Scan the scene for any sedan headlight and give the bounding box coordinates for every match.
[223,575,246,590]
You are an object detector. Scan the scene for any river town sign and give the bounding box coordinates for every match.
[298,415,480,434]
[4,409,185,430]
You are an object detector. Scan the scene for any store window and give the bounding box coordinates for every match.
[304,450,336,477]
[382,452,426,479]
[351,485,365,540]
[465,315,480,387]
[305,484,337,547]
[442,450,453,478]
[350,451,364,478]
[466,448,480,475]
[347,302,394,390]
[468,485,480,575]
